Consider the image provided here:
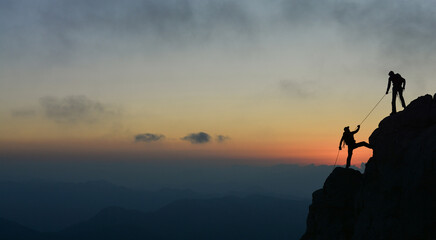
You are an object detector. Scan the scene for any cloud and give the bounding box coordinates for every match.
[3,0,436,67]
[0,0,254,61]
[10,109,37,118]
[216,135,230,143]
[181,132,211,144]
[40,0,252,37]
[135,133,165,143]
[39,95,120,124]
[279,0,436,59]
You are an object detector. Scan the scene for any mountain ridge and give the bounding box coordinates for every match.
[0,194,310,240]
[301,93,436,240]
[62,195,309,240]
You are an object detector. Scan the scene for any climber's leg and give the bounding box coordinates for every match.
[346,147,353,168]
[354,141,372,149]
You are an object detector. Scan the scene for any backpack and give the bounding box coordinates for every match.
[392,74,404,88]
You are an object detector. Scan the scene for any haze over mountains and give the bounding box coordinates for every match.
[0,183,309,240]
[0,162,334,198]
[0,163,331,232]
[0,181,206,231]
[0,159,335,239]
[62,196,308,240]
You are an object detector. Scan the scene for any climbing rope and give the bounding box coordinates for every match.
[358,92,388,126]
[334,92,388,167]
[333,148,340,167]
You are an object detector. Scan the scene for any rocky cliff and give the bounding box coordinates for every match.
[301,93,436,240]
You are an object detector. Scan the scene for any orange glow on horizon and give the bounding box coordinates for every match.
[0,137,373,168]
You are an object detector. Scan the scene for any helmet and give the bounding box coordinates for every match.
[344,126,350,131]
[389,71,394,76]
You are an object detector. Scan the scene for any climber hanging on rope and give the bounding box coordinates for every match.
[386,71,406,115]
[339,125,372,168]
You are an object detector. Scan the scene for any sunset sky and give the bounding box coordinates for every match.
[1,0,436,169]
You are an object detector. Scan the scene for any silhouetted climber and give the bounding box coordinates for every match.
[386,71,406,115]
[339,125,372,168]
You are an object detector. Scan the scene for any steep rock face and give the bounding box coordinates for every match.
[301,168,362,240]
[301,94,436,240]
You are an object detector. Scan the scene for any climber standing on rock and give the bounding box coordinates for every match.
[339,125,372,168]
[386,71,406,115]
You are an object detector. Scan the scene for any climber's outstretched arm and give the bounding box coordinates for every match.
[351,125,360,134]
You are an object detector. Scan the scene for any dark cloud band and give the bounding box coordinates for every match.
[181,132,211,144]
[216,135,230,143]
[135,133,165,143]
[2,0,436,62]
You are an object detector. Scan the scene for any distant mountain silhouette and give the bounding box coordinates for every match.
[0,180,207,231]
[0,217,53,240]
[61,195,309,240]
[0,164,331,232]
[301,93,436,240]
